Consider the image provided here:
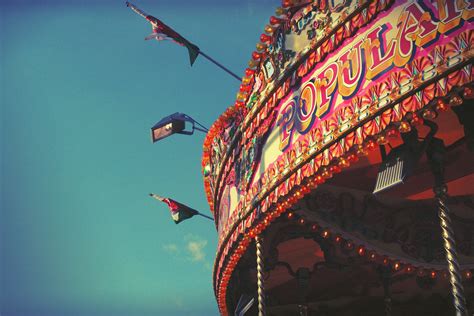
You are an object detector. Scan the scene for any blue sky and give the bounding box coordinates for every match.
[1,1,277,315]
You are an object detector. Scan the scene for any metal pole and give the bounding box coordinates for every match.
[199,51,242,82]
[436,187,467,316]
[255,235,266,316]
[425,129,467,316]
[427,135,467,316]
[196,212,214,221]
[183,114,209,133]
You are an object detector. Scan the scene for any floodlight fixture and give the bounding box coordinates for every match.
[151,112,208,143]
[373,138,418,194]
[373,120,437,194]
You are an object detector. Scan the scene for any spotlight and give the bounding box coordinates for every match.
[373,120,437,194]
[151,112,208,143]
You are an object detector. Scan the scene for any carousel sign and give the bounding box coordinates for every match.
[277,0,473,151]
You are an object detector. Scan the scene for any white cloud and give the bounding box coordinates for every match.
[187,239,207,262]
[162,235,210,269]
[184,234,208,262]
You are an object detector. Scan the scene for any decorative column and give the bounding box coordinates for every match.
[436,187,467,316]
[255,235,266,316]
[427,134,467,316]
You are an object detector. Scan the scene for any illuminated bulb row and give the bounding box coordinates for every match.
[399,86,472,134]
[235,67,257,106]
[202,103,247,210]
[217,235,251,315]
[236,6,289,109]
[284,212,474,280]
[215,121,394,219]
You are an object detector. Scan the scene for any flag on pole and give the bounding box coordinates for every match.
[126,2,200,66]
[150,193,199,224]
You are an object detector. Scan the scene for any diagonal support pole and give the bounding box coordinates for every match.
[199,51,242,82]
[196,212,214,221]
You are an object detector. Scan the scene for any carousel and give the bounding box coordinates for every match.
[201,0,474,315]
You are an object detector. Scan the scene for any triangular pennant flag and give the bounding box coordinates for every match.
[150,193,199,224]
[127,2,200,66]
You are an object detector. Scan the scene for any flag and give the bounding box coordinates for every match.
[126,2,200,66]
[150,193,199,224]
